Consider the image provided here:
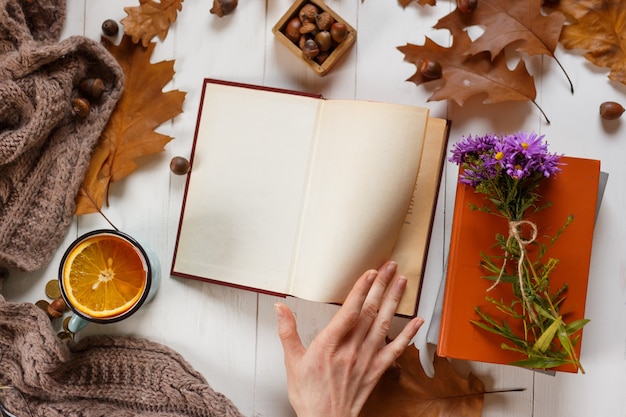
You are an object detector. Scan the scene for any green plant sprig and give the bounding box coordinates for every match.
[471,216,587,373]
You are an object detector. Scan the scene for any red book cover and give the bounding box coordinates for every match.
[437,156,600,373]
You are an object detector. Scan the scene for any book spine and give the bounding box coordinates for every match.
[436,179,467,357]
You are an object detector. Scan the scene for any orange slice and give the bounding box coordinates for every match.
[62,234,148,319]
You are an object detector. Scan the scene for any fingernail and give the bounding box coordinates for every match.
[274,303,284,319]
[413,317,425,332]
[396,276,407,290]
[386,261,397,274]
[367,270,378,283]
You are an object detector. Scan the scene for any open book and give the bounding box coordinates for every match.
[171,79,449,317]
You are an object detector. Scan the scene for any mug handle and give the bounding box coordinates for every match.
[67,314,90,333]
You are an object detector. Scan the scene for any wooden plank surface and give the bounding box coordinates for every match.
[5,1,625,416]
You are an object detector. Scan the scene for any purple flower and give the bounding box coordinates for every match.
[504,131,547,157]
[449,131,562,220]
[540,153,562,177]
[449,133,498,164]
[451,131,561,182]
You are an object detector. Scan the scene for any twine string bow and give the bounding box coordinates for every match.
[488,219,539,323]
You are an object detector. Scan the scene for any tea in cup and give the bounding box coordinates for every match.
[58,229,161,333]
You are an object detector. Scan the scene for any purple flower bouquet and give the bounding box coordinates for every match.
[449,131,587,373]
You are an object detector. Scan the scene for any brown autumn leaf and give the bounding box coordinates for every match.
[360,347,485,417]
[398,30,539,108]
[77,144,111,215]
[556,0,626,85]
[121,0,184,47]
[75,35,186,215]
[398,0,436,7]
[435,0,565,62]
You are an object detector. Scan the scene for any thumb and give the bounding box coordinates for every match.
[274,302,305,360]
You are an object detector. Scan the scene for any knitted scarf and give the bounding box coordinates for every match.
[0,0,124,272]
[0,295,246,417]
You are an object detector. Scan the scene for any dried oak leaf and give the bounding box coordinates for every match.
[435,0,565,61]
[398,30,537,107]
[556,0,626,84]
[121,0,184,47]
[360,347,485,417]
[75,35,186,215]
[398,0,436,7]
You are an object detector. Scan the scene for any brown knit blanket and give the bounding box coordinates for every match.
[0,0,124,272]
[0,296,246,417]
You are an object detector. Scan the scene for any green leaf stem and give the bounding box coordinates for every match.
[471,217,588,373]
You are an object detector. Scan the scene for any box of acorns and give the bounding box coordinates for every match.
[272,0,356,76]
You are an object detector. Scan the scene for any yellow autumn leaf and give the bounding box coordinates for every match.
[121,0,184,47]
[75,35,186,215]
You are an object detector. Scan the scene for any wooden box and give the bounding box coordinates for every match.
[272,0,356,76]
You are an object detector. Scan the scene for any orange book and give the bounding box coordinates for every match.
[437,156,600,373]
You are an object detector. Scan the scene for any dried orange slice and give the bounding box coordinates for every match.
[61,234,148,319]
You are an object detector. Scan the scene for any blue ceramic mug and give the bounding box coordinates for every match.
[58,229,161,333]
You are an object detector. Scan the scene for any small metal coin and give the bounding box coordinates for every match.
[35,299,50,312]
[45,279,61,299]
[57,331,73,341]
[62,316,72,332]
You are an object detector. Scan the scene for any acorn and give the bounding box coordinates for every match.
[210,0,238,17]
[50,298,68,312]
[47,305,63,318]
[47,298,67,318]
[315,31,332,52]
[72,97,91,118]
[330,22,347,43]
[457,0,477,13]
[170,156,191,175]
[285,17,302,43]
[600,101,625,120]
[79,78,105,99]
[302,39,320,59]
[420,59,442,81]
[101,19,119,36]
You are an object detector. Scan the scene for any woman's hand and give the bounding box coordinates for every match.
[274,261,424,417]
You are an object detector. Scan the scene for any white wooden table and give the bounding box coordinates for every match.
[5,1,625,416]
